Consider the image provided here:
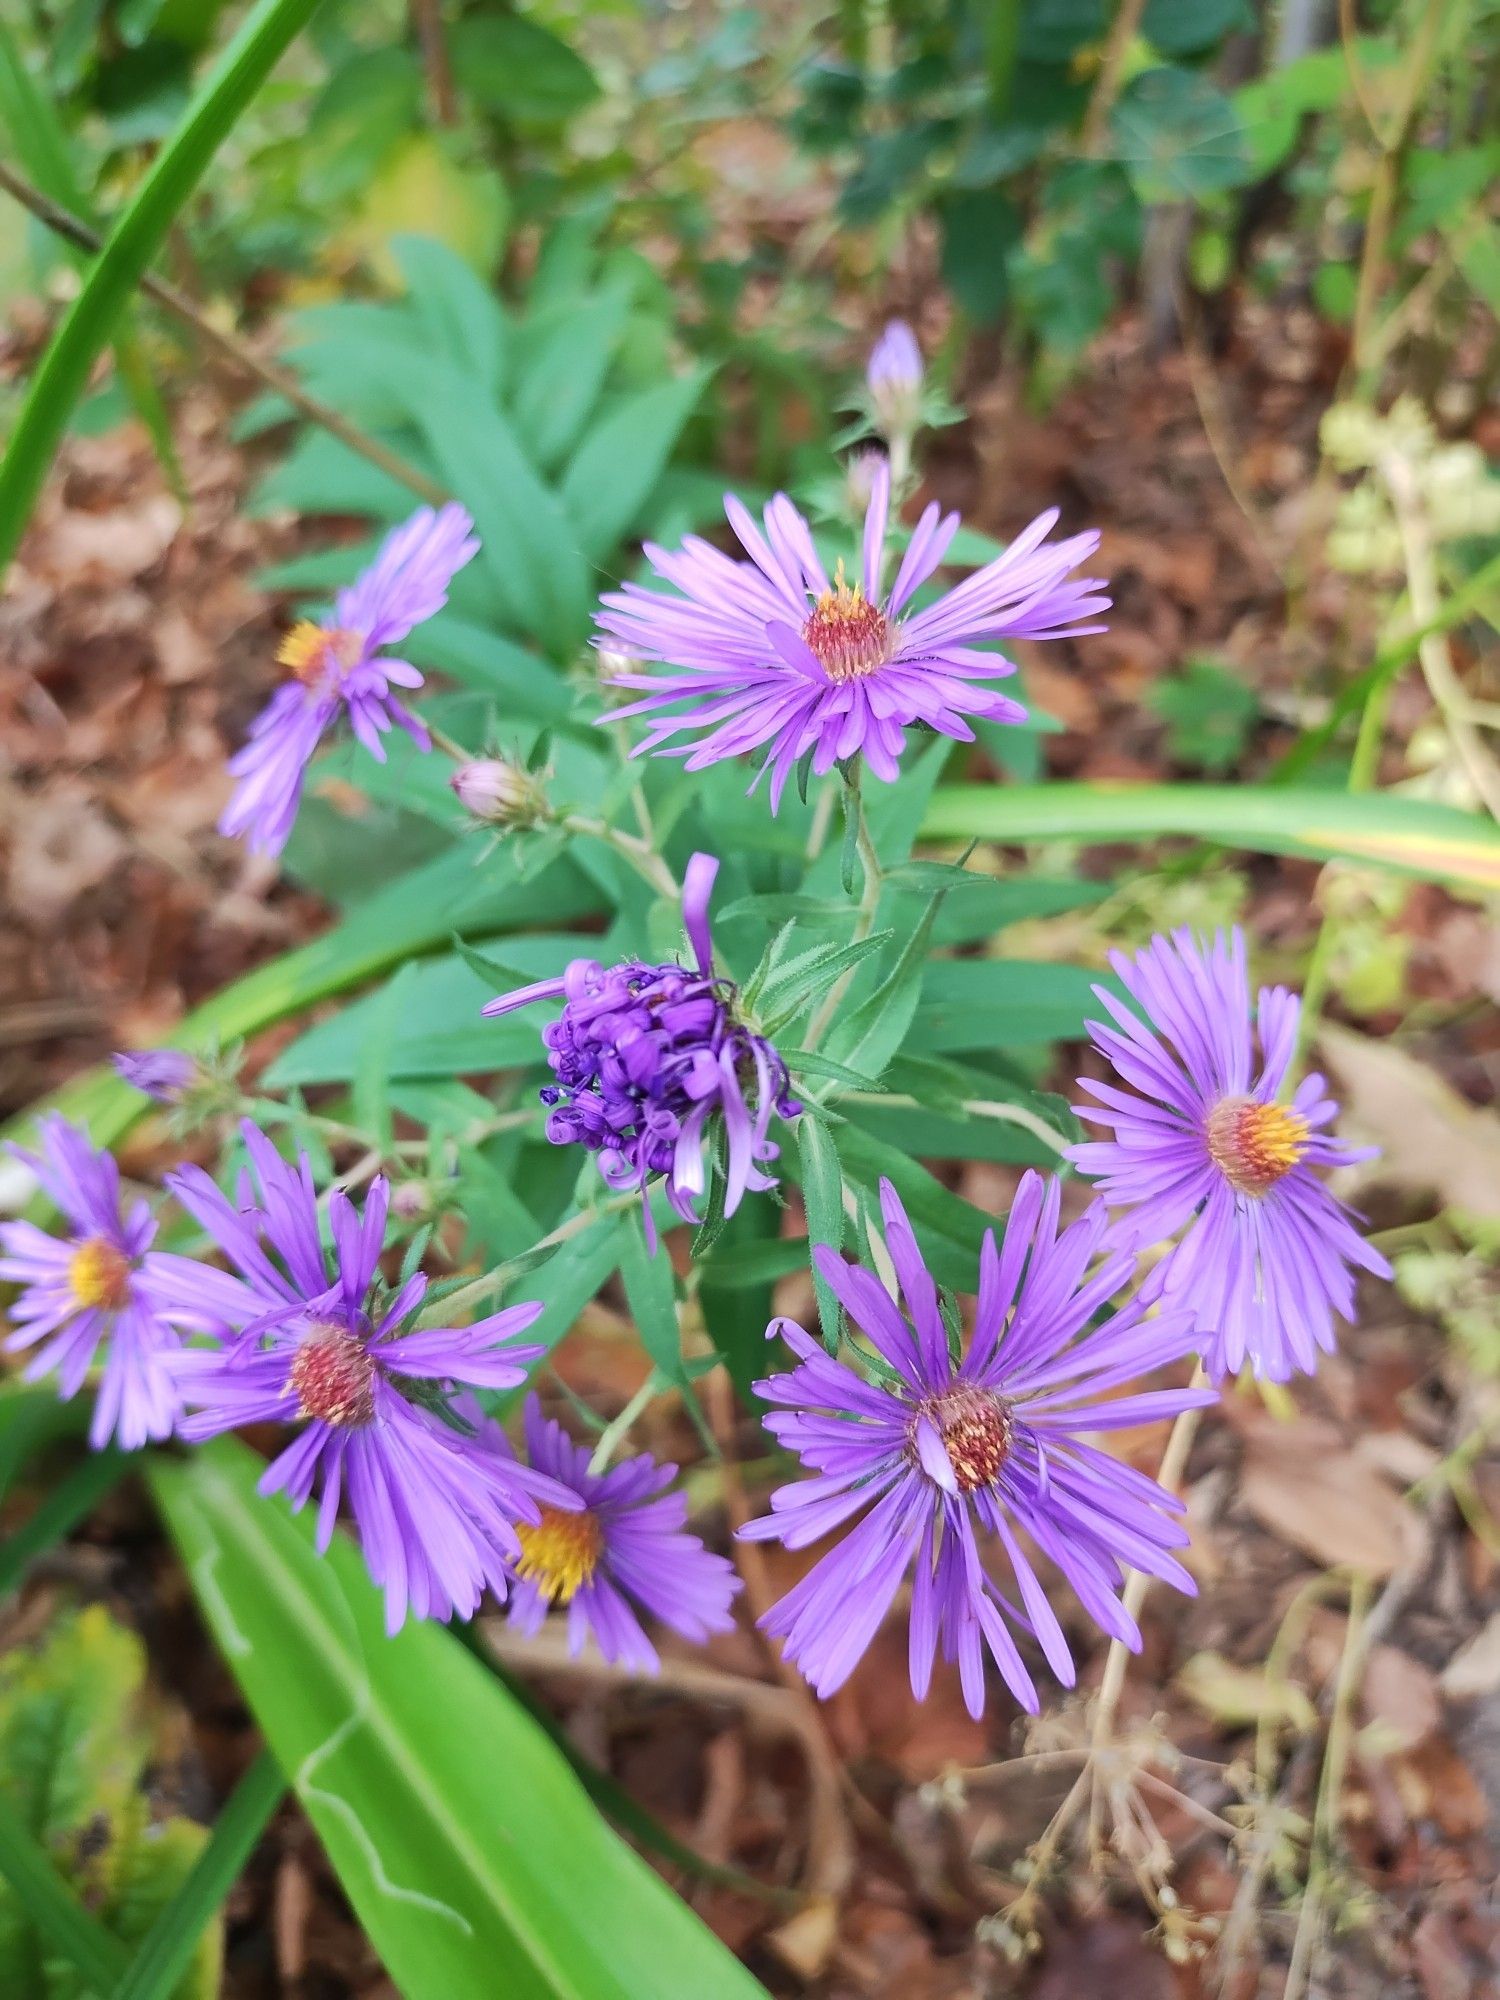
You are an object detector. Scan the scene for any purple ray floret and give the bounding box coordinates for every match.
[482,853,799,1246]
[113,1049,197,1104]
[0,1115,231,1449]
[156,1121,567,1632]
[500,1394,740,1672]
[596,459,1108,808]
[741,1174,1212,1718]
[220,503,478,857]
[1071,927,1392,1383]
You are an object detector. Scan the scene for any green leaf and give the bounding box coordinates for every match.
[1142,0,1250,56]
[908,959,1102,1054]
[391,233,509,399]
[0,0,324,573]
[620,1228,683,1383]
[560,370,710,560]
[149,1439,769,2000]
[1110,67,1251,204]
[511,283,633,474]
[112,1751,283,2000]
[0,1787,129,1994]
[795,1115,844,1351]
[754,930,895,1033]
[831,1123,994,1290]
[920,782,1500,891]
[449,14,601,123]
[1148,657,1260,773]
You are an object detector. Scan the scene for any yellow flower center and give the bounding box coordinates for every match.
[800,564,893,682]
[288,1326,377,1428]
[1205,1096,1310,1196]
[913,1385,1012,1493]
[276,621,363,687]
[514,1505,603,1603]
[67,1237,132,1312]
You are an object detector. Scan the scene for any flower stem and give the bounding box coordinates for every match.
[425,1190,642,1325]
[425,720,477,764]
[806,767,883,1048]
[561,814,679,901]
[1084,1371,1207,1851]
[586,1375,659,1475]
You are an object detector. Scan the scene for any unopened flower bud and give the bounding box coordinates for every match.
[845,447,888,515]
[450,758,549,829]
[113,1049,199,1105]
[866,319,923,439]
[391,1180,430,1222]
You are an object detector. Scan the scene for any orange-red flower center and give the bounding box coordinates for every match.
[67,1237,132,1312]
[916,1385,1012,1493]
[276,621,363,687]
[288,1326,377,1428]
[514,1506,603,1603]
[1205,1096,1310,1196]
[800,568,892,683]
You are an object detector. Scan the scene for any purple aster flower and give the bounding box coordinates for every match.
[0,1116,234,1450]
[481,853,799,1247]
[596,460,1108,808]
[1071,928,1392,1384]
[158,1121,569,1632]
[497,1394,740,1672]
[113,1049,198,1104]
[741,1174,1213,1718]
[220,503,479,857]
[866,319,923,435]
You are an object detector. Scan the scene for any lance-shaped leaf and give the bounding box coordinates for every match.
[149,1438,770,2000]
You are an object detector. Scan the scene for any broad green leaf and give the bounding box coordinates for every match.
[908,960,1101,1054]
[921,783,1500,891]
[1110,67,1251,204]
[449,14,601,123]
[0,0,324,572]
[148,1440,768,2000]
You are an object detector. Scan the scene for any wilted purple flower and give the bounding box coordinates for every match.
[220,504,478,857]
[1072,928,1391,1384]
[499,1394,740,1672]
[597,460,1107,808]
[866,320,923,435]
[159,1121,568,1632]
[482,853,799,1246]
[742,1175,1212,1718]
[0,1116,233,1450]
[113,1049,198,1105]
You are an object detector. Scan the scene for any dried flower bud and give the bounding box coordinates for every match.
[450,758,549,829]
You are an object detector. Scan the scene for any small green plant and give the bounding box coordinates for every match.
[0,1606,221,1999]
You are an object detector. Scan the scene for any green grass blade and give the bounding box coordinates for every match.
[0,1789,129,1992]
[148,1438,771,2000]
[111,1749,285,2000]
[921,782,1500,890]
[0,1447,129,1595]
[0,0,323,574]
